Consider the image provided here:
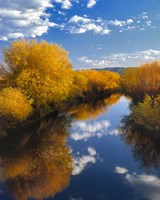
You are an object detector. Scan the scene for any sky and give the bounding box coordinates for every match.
[0,0,160,69]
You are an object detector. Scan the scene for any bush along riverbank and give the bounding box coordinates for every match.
[0,39,120,125]
[1,39,160,131]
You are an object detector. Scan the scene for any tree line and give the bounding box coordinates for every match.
[0,39,160,124]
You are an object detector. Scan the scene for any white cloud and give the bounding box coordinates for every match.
[127,19,134,24]
[54,0,73,9]
[78,49,160,68]
[115,166,128,174]
[68,15,111,35]
[108,19,134,27]
[0,4,157,40]
[0,0,57,40]
[88,147,97,156]
[70,120,119,141]
[72,147,97,175]
[114,166,160,200]
[65,12,156,35]
[126,174,160,200]
[87,0,97,8]
[69,15,91,23]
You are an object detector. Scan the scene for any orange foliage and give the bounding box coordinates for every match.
[0,39,121,121]
[2,121,73,200]
[0,87,32,121]
[121,61,160,98]
[82,70,120,93]
[3,39,74,111]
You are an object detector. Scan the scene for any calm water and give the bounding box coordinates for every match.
[0,95,160,200]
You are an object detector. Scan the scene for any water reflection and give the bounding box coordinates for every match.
[72,147,97,176]
[68,94,121,120]
[0,94,160,200]
[0,114,73,200]
[120,113,160,172]
[0,94,121,200]
[114,166,160,200]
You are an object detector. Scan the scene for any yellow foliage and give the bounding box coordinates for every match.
[121,61,160,97]
[82,70,120,93]
[0,87,32,121]
[4,39,72,75]
[71,71,88,97]
[3,39,74,109]
[15,68,73,108]
[0,39,121,121]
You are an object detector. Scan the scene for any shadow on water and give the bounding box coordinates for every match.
[120,109,160,173]
[0,114,73,200]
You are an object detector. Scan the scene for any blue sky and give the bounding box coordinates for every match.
[0,0,160,69]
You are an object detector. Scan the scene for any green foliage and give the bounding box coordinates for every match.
[0,87,32,121]
[120,114,160,170]
[132,95,160,130]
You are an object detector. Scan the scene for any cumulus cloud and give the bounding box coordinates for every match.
[64,11,156,35]
[109,18,134,27]
[72,147,97,175]
[0,3,157,40]
[70,120,119,141]
[68,15,111,35]
[67,15,139,35]
[87,0,97,8]
[78,49,160,68]
[53,0,73,9]
[0,0,57,40]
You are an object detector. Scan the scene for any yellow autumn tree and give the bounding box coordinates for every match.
[121,61,160,98]
[71,70,88,98]
[0,87,32,121]
[82,70,120,94]
[0,39,121,122]
[3,39,74,109]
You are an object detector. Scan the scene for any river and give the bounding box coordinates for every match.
[0,95,159,200]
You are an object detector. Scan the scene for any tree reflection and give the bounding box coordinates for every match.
[120,114,160,172]
[0,114,73,200]
[68,94,121,120]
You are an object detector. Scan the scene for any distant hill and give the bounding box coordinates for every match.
[91,67,125,74]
